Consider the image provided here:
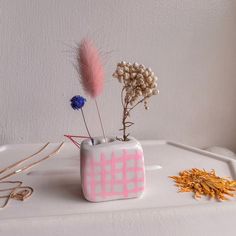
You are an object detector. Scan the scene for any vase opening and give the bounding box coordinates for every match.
[89,137,116,146]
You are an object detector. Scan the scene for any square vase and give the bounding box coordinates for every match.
[80,137,145,202]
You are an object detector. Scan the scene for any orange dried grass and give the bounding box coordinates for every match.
[170,168,236,201]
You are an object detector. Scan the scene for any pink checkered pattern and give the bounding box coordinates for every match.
[82,150,145,202]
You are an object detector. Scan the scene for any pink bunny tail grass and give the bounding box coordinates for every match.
[76,39,104,98]
[76,38,107,141]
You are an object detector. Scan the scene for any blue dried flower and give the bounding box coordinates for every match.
[70,95,86,110]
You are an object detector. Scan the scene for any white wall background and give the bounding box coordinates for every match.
[1,0,236,150]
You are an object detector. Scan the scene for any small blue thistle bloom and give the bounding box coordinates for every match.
[70,95,86,110]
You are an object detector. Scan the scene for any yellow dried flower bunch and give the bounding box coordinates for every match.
[170,168,236,201]
[113,61,159,141]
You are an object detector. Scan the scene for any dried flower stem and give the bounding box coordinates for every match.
[121,101,130,141]
[120,86,130,141]
[95,99,106,141]
[121,91,147,141]
[81,108,93,144]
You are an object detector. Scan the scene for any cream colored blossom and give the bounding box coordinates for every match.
[113,61,159,109]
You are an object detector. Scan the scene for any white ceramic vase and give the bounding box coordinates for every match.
[80,137,145,202]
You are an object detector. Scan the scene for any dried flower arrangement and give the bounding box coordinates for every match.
[113,62,159,141]
[66,39,159,201]
[68,39,159,144]
[170,168,236,201]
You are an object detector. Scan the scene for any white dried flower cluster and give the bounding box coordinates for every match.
[113,61,159,109]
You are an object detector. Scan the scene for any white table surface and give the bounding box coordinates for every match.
[0,140,236,236]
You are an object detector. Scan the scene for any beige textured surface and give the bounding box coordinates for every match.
[1,0,236,150]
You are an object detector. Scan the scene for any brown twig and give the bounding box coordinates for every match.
[120,92,148,141]
[127,96,148,112]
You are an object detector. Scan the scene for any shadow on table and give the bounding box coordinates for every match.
[28,169,87,203]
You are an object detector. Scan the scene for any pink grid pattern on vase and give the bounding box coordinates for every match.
[83,150,145,202]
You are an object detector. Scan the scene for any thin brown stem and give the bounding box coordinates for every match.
[120,86,129,141]
[121,94,132,141]
[127,96,148,112]
[121,86,126,108]
[122,102,129,141]
[121,93,148,141]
